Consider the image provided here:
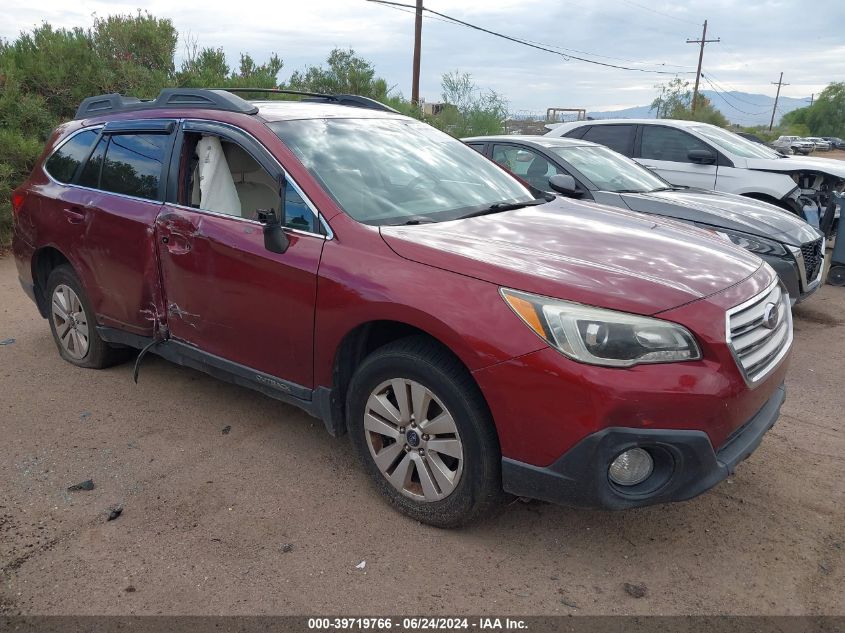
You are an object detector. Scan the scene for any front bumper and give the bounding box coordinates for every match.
[502,383,785,510]
[762,253,821,305]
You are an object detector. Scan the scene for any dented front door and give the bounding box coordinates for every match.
[154,205,324,389]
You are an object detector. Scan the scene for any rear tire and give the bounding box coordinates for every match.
[346,336,504,527]
[46,265,130,369]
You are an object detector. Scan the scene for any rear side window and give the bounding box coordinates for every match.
[581,125,636,155]
[44,129,99,183]
[640,126,712,163]
[78,136,108,189]
[100,134,169,200]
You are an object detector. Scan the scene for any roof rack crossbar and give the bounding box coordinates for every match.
[74,89,259,119]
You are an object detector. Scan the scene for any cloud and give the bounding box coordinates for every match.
[3,0,843,113]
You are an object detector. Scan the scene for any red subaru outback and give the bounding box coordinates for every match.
[11,89,791,526]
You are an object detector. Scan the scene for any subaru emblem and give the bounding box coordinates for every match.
[762,302,779,330]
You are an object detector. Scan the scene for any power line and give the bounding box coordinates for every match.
[617,0,702,27]
[700,74,769,117]
[366,0,695,76]
[701,72,766,106]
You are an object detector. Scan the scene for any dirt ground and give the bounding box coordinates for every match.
[0,254,843,617]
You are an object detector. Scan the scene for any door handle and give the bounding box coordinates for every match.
[63,206,86,224]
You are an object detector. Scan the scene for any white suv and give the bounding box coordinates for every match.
[545,119,845,216]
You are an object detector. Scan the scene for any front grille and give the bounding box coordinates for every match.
[726,282,793,384]
[801,238,824,282]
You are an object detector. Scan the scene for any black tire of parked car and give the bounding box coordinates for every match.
[346,336,505,528]
[46,265,131,369]
[828,265,845,287]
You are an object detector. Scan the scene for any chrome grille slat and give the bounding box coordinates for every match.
[726,281,793,385]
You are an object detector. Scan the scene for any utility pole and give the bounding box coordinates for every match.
[686,20,720,114]
[411,0,423,107]
[769,72,789,131]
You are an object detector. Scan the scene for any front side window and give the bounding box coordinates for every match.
[693,125,783,159]
[100,133,169,200]
[640,126,712,163]
[44,129,99,183]
[547,145,669,193]
[491,145,559,191]
[269,118,534,225]
[177,133,318,232]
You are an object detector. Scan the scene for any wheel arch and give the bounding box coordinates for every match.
[31,245,74,318]
[320,319,492,439]
[740,192,800,214]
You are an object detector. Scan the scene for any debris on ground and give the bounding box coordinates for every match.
[281,543,294,553]
[221,425,232,435]
[107,505,123,521]
[67,479,95,492]
[355,560,366,570]
[79,411,91,420]
[560,597,578,609]
[0,338,15,346]
[624,582,648,599]
[124,586,136,593]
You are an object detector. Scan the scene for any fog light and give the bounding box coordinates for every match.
[608,448,654,486]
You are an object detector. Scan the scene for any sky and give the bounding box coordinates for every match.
[3,0,844,114]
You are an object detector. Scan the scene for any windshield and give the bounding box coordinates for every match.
[547,144,669,193]
[269,118,535,225]
[692,125,782,159]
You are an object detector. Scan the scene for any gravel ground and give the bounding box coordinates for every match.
[0,254,843,616]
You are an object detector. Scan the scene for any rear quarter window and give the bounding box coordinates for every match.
[44,129,100,183]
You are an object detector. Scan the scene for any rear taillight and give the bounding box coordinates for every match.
[11,191,26,219]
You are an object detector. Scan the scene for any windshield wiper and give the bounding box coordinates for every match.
[457,197,549,220]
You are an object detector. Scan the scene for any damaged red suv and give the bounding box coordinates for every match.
[11,89,791,526]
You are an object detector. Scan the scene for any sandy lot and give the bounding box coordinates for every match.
[0,254,843,616]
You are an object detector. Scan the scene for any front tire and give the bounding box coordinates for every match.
[46,265,129,369]
[346,337,504,527]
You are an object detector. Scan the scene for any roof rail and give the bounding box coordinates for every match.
[74,89,259,119]
[74,87,399,120]
[216,88,400,113]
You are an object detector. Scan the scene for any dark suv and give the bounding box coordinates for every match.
[12,89,791,526]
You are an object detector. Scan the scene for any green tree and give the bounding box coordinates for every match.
[429,70,507,137]
[781,83,845,137]
[288,48,388,100]
[650,77,729,127]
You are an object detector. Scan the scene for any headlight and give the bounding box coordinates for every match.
[501,289,701,367]
[710,228,787,256]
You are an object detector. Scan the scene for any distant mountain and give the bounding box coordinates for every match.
[587,91,812,127]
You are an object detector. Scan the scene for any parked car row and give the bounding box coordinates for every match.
[771,135,845,154]
[464,134,824,302]
[9,89,819,526]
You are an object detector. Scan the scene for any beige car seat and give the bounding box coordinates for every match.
[223,143,280,218]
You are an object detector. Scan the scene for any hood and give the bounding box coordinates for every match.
[618,189,819,246]
[745,155,845,178]
[380,198,762,316]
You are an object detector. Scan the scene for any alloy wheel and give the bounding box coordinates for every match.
[364,378,464,502]
[51,284,89,360]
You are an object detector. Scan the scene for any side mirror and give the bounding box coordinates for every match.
[688,149,716,165]
[548,174,581,197]
[257,208,289,254]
